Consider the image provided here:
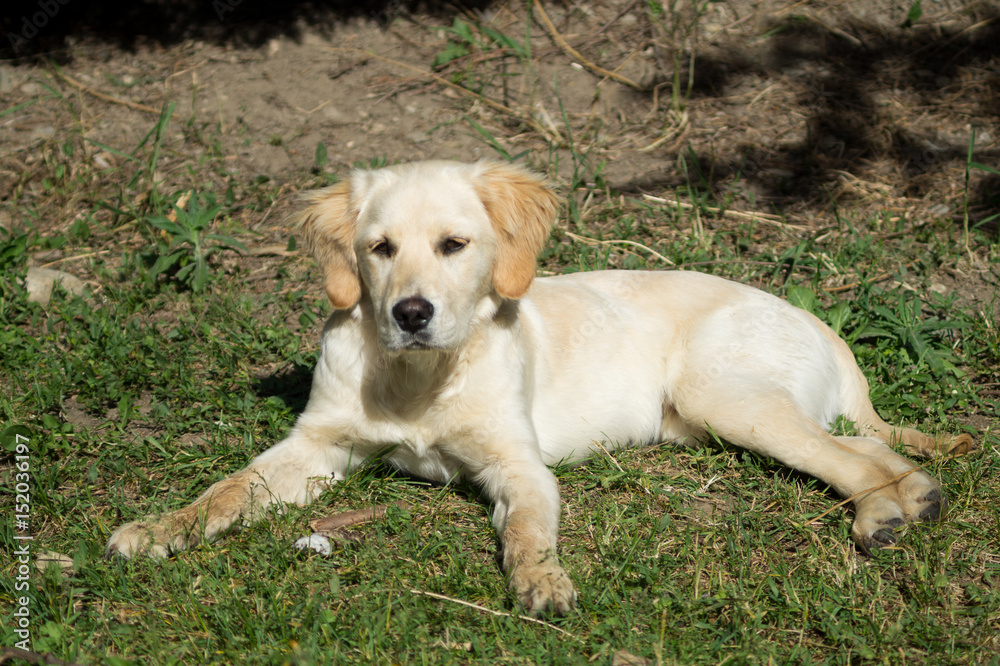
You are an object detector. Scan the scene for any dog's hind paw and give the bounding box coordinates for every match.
[106,520,180,560]
[851,473,948,556]
[510,559,577,616]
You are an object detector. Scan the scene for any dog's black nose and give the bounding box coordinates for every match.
[392,297,434,333]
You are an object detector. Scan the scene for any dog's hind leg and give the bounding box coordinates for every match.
[677,388,946,554]
[106,422,358,559]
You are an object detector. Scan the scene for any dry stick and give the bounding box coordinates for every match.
[642,194,810,230]
[320,47,557,143]
[823,262,916,294]
[407,589,581,639]
[255,183,291,229]
[310,500,410,532]
[532,0,645,91]
[40,249,113,268]
[564,231,675,266]
[164,59,208,87]
[638,108,689,154]
[801,468,919,528]
[54,70,160,115]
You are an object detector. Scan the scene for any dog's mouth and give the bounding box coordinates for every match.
[381,329,439,353]
[400,337,433,350]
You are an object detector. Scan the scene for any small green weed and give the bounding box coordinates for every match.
[143,191,247,292]
[433,17,528,69]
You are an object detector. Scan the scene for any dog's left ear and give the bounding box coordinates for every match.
[474,162,560,299]
[293,179,363,309]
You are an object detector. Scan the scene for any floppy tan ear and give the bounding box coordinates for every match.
[474,162,560,299]
[293,180,362,309]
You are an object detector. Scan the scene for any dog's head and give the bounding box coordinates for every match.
[295,161,558,352]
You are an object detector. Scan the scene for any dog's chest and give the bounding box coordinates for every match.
[383,433,464,483]
[346,387,476,484]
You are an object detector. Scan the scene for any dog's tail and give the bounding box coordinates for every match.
[852,404,974,459]
[815,311,975,459]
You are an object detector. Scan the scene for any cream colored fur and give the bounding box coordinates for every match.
[107,160,972,615]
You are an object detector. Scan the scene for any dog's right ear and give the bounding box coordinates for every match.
[293,180,362,309]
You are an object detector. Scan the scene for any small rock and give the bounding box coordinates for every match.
[32,249,64,263]
[294,534,333,556]
[321,105,348,123]
[176,433,209,448]
[37,551,75,575]
[30,125,56,140]
[929,281,949,295]
[24,267,86,305]
[612,650,653,666]
[0,66,18,92]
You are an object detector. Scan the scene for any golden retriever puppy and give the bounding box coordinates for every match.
[107,160,972,614]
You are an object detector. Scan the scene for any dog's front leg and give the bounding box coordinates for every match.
[106,423,356,559]
[476,456,577,615]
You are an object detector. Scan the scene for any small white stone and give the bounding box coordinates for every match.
[294,534,332,556]
[24,267,86,305]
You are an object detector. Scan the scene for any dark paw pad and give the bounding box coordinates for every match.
[872,527,899,546]
[918,502,941,521]
[864,517,904,551]
[916,489,947,522]
[918,488,941,505]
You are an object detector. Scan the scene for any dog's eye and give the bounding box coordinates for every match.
[441,238,468,255]
[370,239,393,257]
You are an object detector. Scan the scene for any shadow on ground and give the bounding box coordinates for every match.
[1,0,488,59]
[622,11,1000,231]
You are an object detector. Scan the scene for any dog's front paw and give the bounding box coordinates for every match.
[106,520,182,559]
[509,555,577,616]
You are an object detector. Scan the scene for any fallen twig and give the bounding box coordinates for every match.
[54,70,160,115]
[642,194,810,230]
[638,108,690,153]
[564,231,675,266]
[310,500,410,532]
[822,262,916,294]
[40,249,113,268]
[801,468,918,528]
[532,0,645,91]
[408,589,581,639]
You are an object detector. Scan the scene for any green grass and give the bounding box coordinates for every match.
[2,25,1000,666]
